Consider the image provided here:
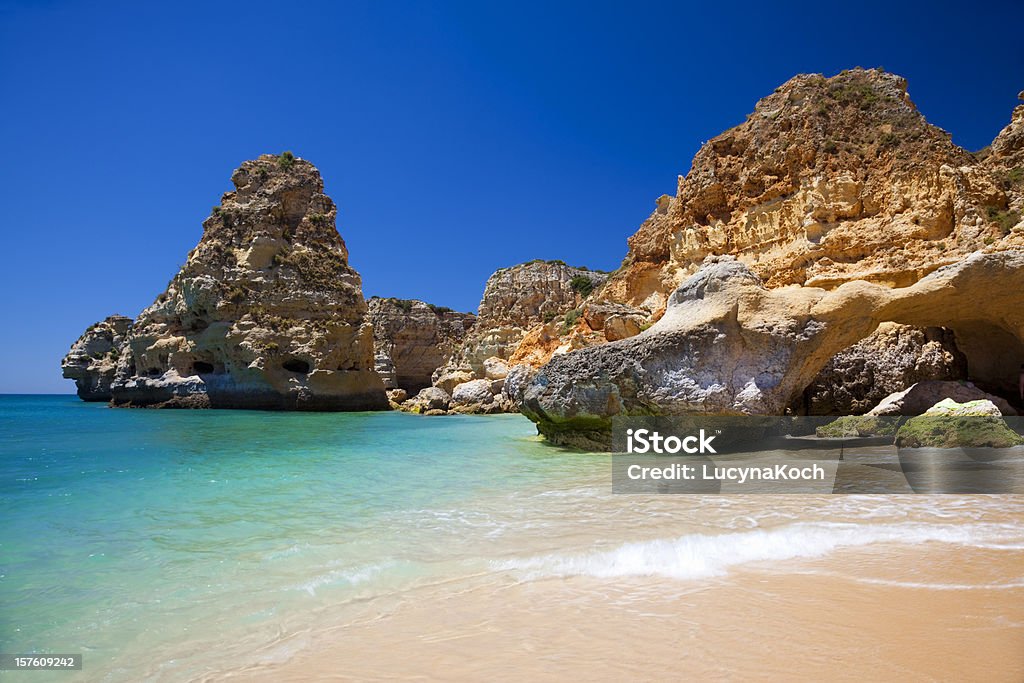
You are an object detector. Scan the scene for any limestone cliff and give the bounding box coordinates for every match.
[602,68,1020,312]
[519,70,1024,447]
[67,153,388,410]
[61,315,132,401]
[367,297,475,393]
[523,251,1024,449]
[404,260,607,413]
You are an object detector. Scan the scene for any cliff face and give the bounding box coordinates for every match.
[521,71,1024,448]
[433,260,607,388]
[523,252,1024,448]
[67,154,388,410]
[367,297,475,393]
[603,68,1020,312]
[61,315,132,401]
[400,261,606,414]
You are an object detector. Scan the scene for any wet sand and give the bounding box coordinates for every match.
[220,519,1024,681]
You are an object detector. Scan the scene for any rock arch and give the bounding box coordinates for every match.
[521,251,1024,448]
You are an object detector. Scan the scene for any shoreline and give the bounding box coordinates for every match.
[220,539,1024,682]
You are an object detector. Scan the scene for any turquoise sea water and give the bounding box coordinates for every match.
[0,395,603,680]
[4,396,1024,681]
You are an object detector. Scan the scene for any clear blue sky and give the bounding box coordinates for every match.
[1,0,1021,393]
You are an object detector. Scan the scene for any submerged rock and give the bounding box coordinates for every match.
[67,154,389,410]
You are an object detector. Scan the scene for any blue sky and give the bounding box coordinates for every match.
[1,0,1021,393]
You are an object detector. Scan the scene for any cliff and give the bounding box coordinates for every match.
[402,260,607,414]
[368,297,475,393]
[600,68,1020,312]
[523,252,1024,449]
[65,153,388,410]
[521,70,1024,448]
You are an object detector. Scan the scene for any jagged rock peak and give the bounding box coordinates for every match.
[67,153,388,410]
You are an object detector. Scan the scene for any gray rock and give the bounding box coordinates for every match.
[868,381,1017,417]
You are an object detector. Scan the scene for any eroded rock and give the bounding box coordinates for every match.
[867,380,1017,417]
[368,297,474,393]
[70,154,389,410]
[61,315,132,401]
[522,252,1024,449]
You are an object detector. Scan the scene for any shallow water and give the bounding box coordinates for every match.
[2,396,1023,681]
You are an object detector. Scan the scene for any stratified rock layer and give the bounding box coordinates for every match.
[367,297,475,393]
[74,154,388,410]
[603,68,1021,313]
[61,315,132,401]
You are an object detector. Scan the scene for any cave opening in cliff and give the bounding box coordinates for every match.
[282,358,311,374]
[192,361,215,375]
[792,320,1024,416]
[945,320,1024,408]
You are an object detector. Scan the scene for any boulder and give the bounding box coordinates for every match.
[868,380,1017,417]
[604,314,644,341]
[451,379,495,406]
[483,356,509,380]
[433,368,475,395]
[895,399,1024,448]
[402,386,451,413]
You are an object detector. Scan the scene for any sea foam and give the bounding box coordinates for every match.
[493,522,1024,581]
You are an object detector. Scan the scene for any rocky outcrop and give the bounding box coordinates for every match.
[413,261,607,413]
[367,297,474,393]
[61,315,132,401]
[796,323,966,415]
[983,92,1024,219]
[601,68,1019,315]
[518,70,1024,448]
[67,153,388,410]
[436,261,607,379]
[522,251,1024,449]
[895,399,1023,448]
[867,380,1017,417]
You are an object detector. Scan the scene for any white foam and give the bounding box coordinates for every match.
[493,522,1024,581]
[294,561,393,596]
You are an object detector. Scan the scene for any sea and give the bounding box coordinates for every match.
[2,395,1023,681]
